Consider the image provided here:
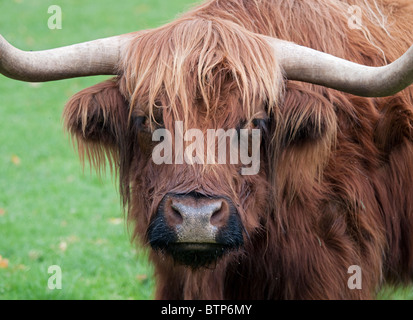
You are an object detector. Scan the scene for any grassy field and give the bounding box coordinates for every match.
[0,0,412,300]
[0,0,195,300]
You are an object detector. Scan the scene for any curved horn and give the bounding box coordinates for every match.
[268,38,413,97]
[0,34,132,82]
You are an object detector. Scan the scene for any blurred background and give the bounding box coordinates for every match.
[0,0,412,300]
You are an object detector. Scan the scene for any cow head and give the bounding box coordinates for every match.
[63,19,282,268]
[2,17,413,269]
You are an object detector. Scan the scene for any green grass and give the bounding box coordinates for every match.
[1,0,413,301]
[0,0,195,300]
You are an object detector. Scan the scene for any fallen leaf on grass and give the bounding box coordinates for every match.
[109,218,123,225]
[0,208,5,216]
[11,155,21,166]
[0,255,9,269]
[136,274,148,281]
[59,241,67,252]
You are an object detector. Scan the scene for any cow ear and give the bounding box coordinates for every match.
[63,78,129,174]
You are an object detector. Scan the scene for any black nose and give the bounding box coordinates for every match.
[147,192,244,268]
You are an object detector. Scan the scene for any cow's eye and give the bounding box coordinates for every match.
[236,118,268,140]
[245,118,268,135]
[135,116,151,132]
[135,115,164,133]
[251,118,267,130]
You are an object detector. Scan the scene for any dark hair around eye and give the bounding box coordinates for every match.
[132,115,150,133]
[282,113,328,148]
[235,118,269,144]
[252,118,268,133]
[134,114,165,133]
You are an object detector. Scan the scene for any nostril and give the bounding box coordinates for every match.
[171,205,184,223]
[170,204,184,224]
[210,200,228,227]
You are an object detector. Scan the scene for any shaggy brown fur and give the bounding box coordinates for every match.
[63,0,413,299]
